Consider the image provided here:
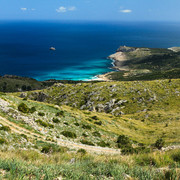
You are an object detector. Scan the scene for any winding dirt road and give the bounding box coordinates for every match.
[0,115,121,154]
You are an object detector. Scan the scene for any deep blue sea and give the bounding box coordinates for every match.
[0,21,180,81]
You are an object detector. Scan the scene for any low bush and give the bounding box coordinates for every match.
[41,144,63,154]
[46,136,54,142]
[0,125,11,132]
[29,107,36,113]
[74,122,80,126]
[64,122,69,126]
[171,150,180,162]
[21,134,28,140]
[92,131,101,137]
[80,140,95,146]
[56,111,64,117]
[91,116,99,120]
[38,112,45,116]
[154,138,165,149]
[87,118,92,122]
[82,133,88,137]
[117,135,131,146]
[52,118,60,123]
[82,124,91,130]
[135,154,157,166]
[121,145,136,155]
[18,103,29,113]
[97,141,110,147]
[134,146,151,154]
[0,137,7,144]
[48,124,54,128]
[77,148,87,155]
[94,121,102,126]
[36,119,54,128]
[41,145,53,154]
[61,131,77,138]
[35,119,48,127]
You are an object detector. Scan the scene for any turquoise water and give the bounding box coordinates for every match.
[0,21,180,81]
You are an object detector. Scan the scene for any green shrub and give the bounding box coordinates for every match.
[134,146,151,154]
[56,111,64,117]
[171,150,180,162]
[0,125,11,132]
[38,112,45,116]
[117,135,131,146]
[97,141,110,147]
[135,154,157,166]
[121,145,136,155]
[91,116,99,120]
[64,122,69,126]
[23,97,27,101]
[35,120,48,127]
[21,134,28,140]
[82,124,91,130]
[94,121,102,126]
[77,148,87,155]
[29,107,36,113]
[80,140,94,146]
[92,131,101,137]
[74,122,80,126]
[18,103,29,113]
[48,124,54,128]
[87,118,92,122]
[154,138,165,149]
[61,131,77,138]
[46,136,54,141]
[0,137,7,144]
[82,133,88,137]
[41,145,53,154]
[41,144,63,154]
[52,118,60,123]
[36,119,54,128]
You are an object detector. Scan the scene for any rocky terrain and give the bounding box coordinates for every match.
[0,78,179,179]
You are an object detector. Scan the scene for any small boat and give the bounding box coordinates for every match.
[49,47,56,51]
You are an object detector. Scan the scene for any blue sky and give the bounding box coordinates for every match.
[0,0,180,21]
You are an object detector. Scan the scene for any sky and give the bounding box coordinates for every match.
[0,0,180,21]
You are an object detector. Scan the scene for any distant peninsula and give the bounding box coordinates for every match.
[97,46,180,81]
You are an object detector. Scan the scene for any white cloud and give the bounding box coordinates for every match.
[56,6,67,13]
[68,6,76,11]
[120,9,132,13]
[56,6,76,13]
[20,8,27,11]
[31,8,36,11]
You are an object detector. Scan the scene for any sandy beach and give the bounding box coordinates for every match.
[95,50,130,81]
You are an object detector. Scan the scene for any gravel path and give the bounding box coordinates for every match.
[0,114,121,154]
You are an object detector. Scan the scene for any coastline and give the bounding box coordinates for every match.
[94,50,129,81]
[94,45,180,82]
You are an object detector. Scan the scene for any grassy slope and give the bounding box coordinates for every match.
[17,79,180,145]
[0,149,179,179]
[0,79,179,179]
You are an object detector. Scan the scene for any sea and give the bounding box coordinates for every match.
[0,21,180,81]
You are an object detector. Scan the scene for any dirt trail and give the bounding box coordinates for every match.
[0,115,121,154]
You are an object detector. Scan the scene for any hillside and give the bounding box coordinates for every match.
[0,47,180,179]
[103,46,180,81]
[0,79,179,179]
[25,79,180,126]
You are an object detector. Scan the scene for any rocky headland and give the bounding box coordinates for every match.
[97,46,180,81]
